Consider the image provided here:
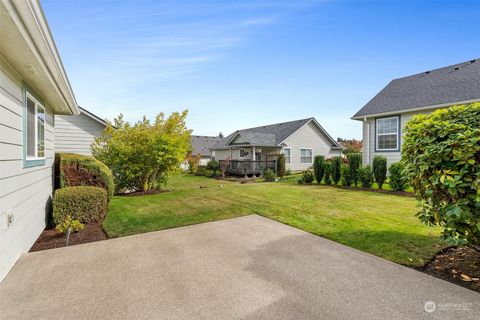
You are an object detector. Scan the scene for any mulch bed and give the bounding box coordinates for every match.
[421,246,480,292]
[30,224,107,252]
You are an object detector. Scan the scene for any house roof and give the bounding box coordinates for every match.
[352,58,480,119]
[191,135,223,157]
[212,118,341,149]
[79,107,108,127]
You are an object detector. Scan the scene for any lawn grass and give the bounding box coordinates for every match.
[104,174,446,267]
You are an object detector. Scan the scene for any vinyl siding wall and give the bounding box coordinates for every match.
[362,110,441,167]
[55,113,105,156]
[283,121,342,171]
[0,63,55,280]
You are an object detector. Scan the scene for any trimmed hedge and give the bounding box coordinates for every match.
[56,153,114,200]
[347,153,362,187]
[331,156,342,185]
[358,166,374,188]
[53,186,108,224]
[313,155,325,184]
[373,156,387,189]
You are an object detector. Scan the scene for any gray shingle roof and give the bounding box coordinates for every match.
[212,118,341,149]
[353,59,480,118]
[190,135,222,156]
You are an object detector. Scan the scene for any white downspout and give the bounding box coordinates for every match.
[364,117,369,165]
[252,146,256,161]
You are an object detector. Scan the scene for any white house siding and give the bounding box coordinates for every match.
[283,121,342,171]
[363,110,440,167]
[55,113,105,156]
[0,65,55,280]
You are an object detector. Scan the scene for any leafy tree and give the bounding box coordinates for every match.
[92,111,191,192]
[402,103,480,245]
[277,154,286,178]
[337,138,363,155]
[347,153,362,187]
[207,160,219,177]
[372,156,387,189]
[389,162,407,191]
[313,155,325,183]
[331,156,342,185]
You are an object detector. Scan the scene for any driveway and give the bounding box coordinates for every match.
[0,215,478,319]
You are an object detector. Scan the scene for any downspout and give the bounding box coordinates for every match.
[364,117,369,165]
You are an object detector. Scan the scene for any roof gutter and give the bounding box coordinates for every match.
[351,98,480,120]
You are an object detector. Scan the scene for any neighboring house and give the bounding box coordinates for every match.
[55,107,108,155]
[352,58,480,166]
[190,135,222,166]
[0,0,79,280]
[211,117,342,173]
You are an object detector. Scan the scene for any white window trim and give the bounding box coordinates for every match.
[300,148,313,164]
[375,116,400,151]
[283,147,291,164]
[26,92,46,161]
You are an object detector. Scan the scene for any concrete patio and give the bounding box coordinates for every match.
[0,215,478,319]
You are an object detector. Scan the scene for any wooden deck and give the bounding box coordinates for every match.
[220,160,277,176]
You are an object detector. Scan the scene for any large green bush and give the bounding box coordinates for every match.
[56,153,114,201]
[313,155,325,184]
[347,153,362,187]
[264,169,277,182]
[276,154,286,178]
[389,162,407,191]
[302,170,315,184]
[331,156,342,185]
[92,111,191,192]
[53,186,108,224]
[402,103,480,245]
[324,163,332,185]
[340,165,353,186]
[207,160,219,177]
[358,166,374,188]
[373,156,387,189]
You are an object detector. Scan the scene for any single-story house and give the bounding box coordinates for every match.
[55,107,108,155]
[190,135,222,166]
[0,0,79,280]
[211,117,342,174]
[352,58,480,166]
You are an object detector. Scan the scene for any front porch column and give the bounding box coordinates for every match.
[252,146,256,161]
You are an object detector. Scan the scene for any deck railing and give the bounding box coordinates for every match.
[219,160,277,176]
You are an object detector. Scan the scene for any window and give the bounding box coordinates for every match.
[239,149,246,158]
[25,93,45,160]
[300,148,312,163]
[283,148,291,164]
[376,116,399,151]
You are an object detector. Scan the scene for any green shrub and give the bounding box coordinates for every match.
[276,154,286,178]
[324,163,332,185]
[313,155,325,183]
[347,153,362,187]
[56,153,114,201]
[402,103,480,245]
[186,154,201,174]
[302,170,315,184]
[389,162,407,192]
[358,166,374,188]
[286,168,292,176]
[207,160,220,177]
[195,166,207,176]
[340,165,353,186]
[373,156,388,189]
[331,156,342,185]
[55,216,84,234]
[53,186,108,225]
[264,169,277,182]
[92,111,191,192]
[297,177,304,184]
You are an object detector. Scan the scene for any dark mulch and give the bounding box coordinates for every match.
[422,246,480,292]
[30,224,107,252]
[116,189,170,197]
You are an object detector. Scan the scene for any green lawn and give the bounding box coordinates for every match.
[104,174,445,267]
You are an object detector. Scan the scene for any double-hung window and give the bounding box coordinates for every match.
[283,148,291,164]
[376,116,399,151]
[25,93,45,161]
[300,148,312,164]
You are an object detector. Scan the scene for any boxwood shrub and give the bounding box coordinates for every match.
[53,186,108,224]
[56,153,114,200]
